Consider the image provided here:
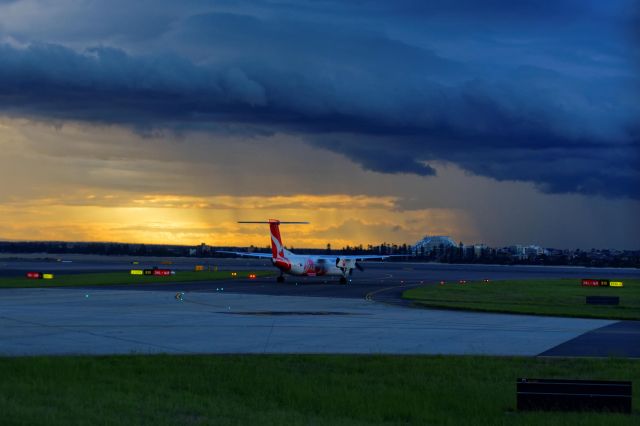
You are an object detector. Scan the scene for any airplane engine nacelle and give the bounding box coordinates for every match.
[315,258,330,273]
[335,257,356,271]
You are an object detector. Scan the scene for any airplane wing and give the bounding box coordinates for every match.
[333,254,406,261]
[216,251,273,259]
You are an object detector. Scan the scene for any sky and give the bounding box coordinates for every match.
[0,0,638,249]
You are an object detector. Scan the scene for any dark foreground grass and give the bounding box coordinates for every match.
[0,270,274,288]
[403,278,640,320]
[0,355,638,425]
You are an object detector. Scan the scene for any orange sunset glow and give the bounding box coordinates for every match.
[0,191,470,248]
[1,116,638,249]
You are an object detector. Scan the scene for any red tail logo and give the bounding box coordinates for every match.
[269,219,285,259]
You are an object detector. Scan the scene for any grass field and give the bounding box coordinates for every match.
[0,270,274,288]
[403,278,640,320]
[0,355,637,425]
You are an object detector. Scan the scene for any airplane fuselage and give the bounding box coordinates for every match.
[273,252,351,277]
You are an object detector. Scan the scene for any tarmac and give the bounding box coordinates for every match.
[0,287,614,356]
[0,255,638,357]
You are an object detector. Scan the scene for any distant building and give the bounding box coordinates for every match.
[524,245,546,257]
[508,244,547,259]
[198,242,211,255]
[413,235,457,254]
[473,244,488,258]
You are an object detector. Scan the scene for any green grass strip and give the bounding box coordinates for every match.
[0,355,638,425]
[0,270,274,288]
[403,278,640,320]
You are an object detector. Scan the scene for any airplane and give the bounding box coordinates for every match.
[218,220,400,284]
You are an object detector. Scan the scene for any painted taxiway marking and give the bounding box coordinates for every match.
[365,283,425,303]
[365,286,396,301]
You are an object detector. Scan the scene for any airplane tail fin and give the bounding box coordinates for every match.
[269,219,285,258]
[238,220,308,260]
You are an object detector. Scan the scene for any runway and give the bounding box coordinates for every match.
[0,255,638,357]
[0,288,614,356]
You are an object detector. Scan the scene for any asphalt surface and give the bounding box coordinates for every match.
[540,321,640,357]
[1,254,638,357]
[0,288,613,356]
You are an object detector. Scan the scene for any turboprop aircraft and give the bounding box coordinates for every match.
[218,220,398,284]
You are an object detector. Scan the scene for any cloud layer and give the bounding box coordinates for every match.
[0,0,638,199]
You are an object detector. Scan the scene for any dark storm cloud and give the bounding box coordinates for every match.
[0,0,638,198]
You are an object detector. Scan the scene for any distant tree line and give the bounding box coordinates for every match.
[0,241,638,268]
[0,241,191,257]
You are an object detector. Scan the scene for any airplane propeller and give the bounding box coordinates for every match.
[335,257,364,272]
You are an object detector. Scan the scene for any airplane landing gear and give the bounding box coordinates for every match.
[277,275,285,283]
[339,276,347,285]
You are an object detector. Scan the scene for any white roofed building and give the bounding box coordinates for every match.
[413,235,457,255]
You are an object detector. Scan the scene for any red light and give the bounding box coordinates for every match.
[26,272,42,279]
[248,273,256,279]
